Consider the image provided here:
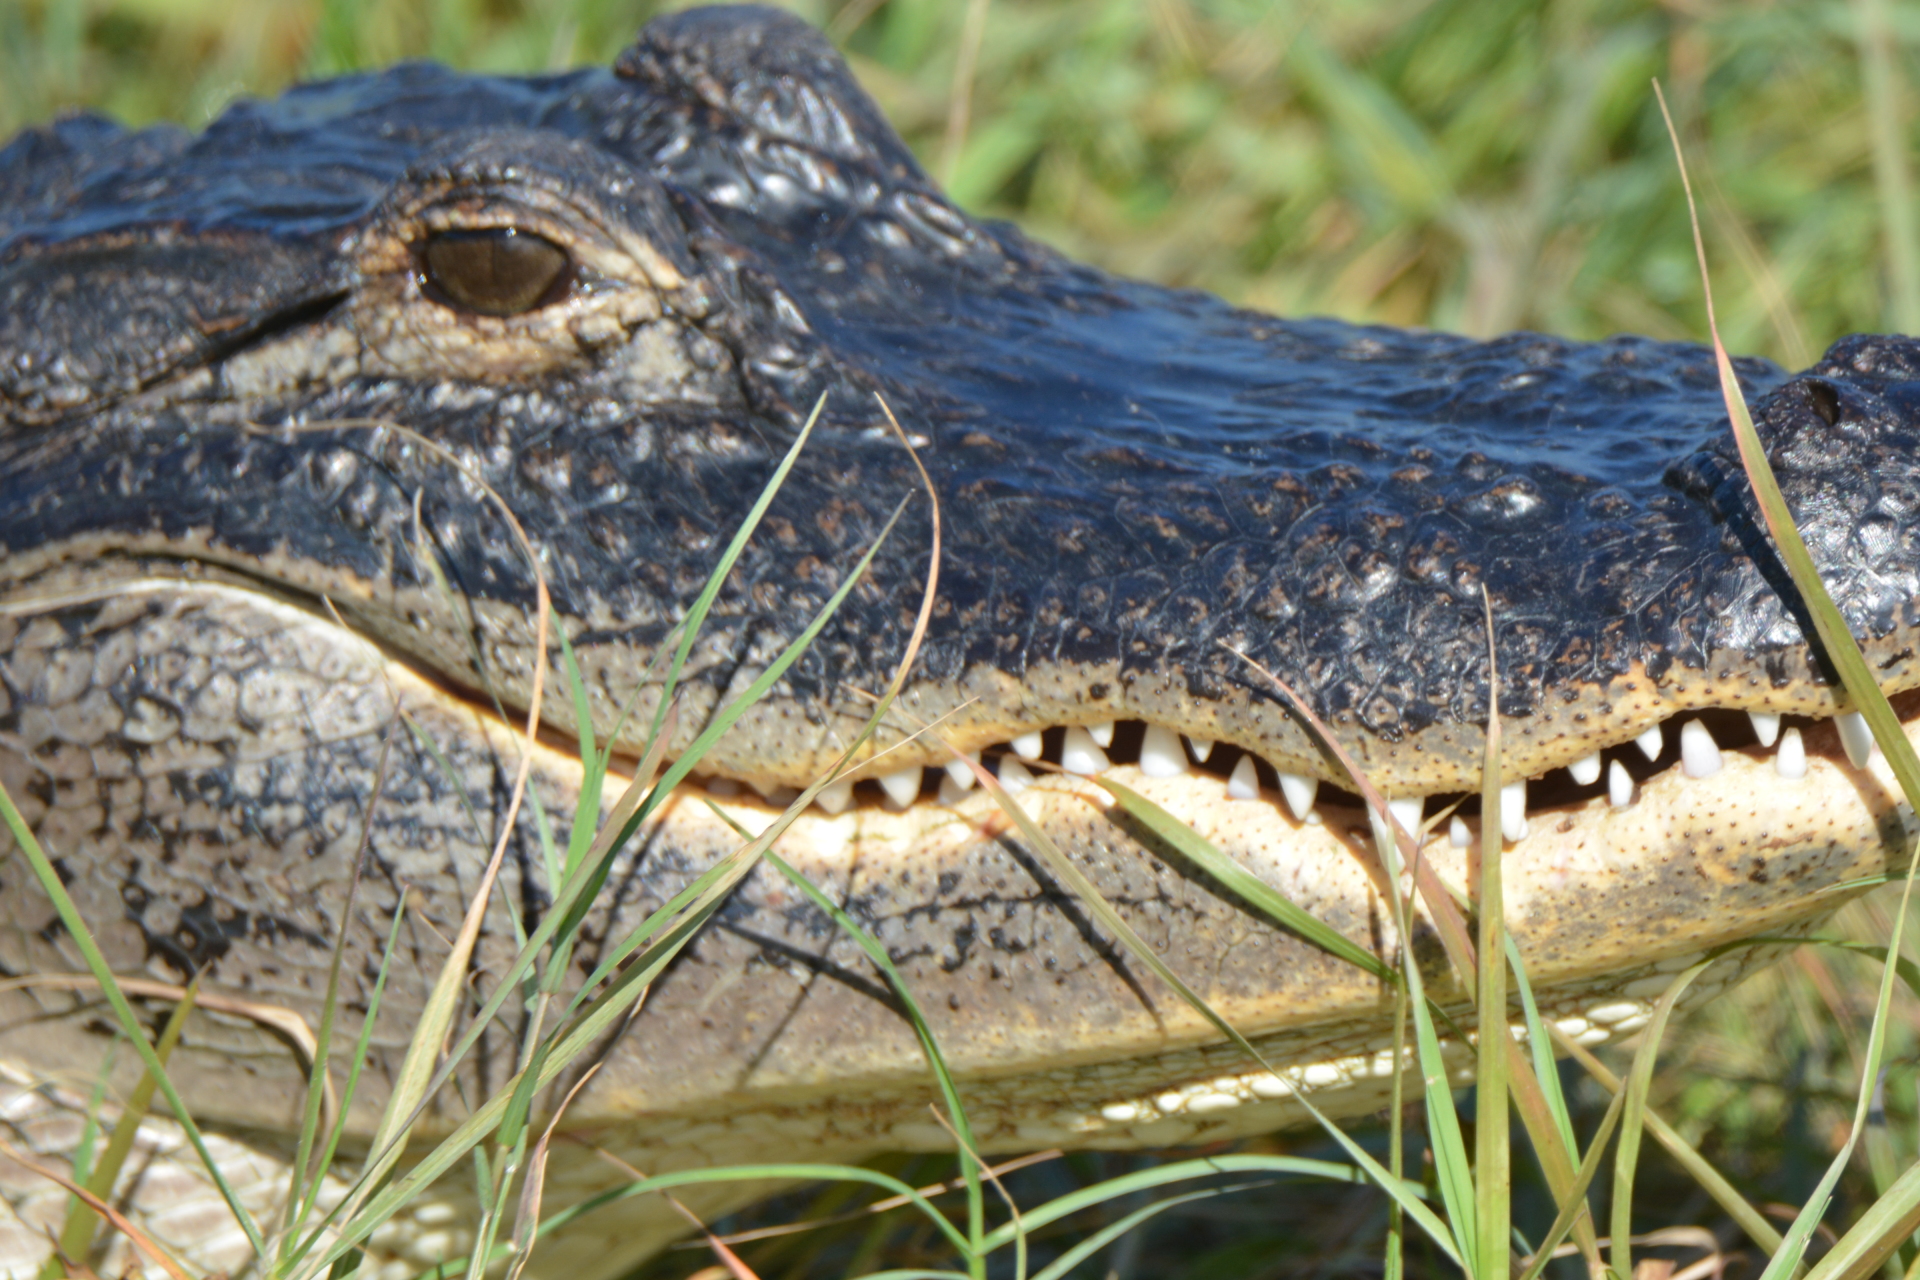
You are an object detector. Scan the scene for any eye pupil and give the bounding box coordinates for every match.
[422,228,568,316]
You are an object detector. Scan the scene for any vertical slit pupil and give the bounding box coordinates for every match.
[422,228,569,316]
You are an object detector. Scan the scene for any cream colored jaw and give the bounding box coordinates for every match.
[694,703,1881,858]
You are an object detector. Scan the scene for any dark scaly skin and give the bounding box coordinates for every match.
[1,5,1918,1275]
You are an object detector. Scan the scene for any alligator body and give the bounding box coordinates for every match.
[2,5,1919,1274]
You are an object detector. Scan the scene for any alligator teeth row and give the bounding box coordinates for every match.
[699,706,1886,833]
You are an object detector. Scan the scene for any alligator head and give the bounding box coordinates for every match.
[3,4,1919,1274]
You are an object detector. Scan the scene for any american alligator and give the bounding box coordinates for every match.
[2,3,1917,1274]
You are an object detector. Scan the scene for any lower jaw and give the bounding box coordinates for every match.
[0,579,1913,1280]
[0,580,1910,1126]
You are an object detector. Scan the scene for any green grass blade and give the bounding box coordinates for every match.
[642,390,828,751]
[1379,809,1477,1277]
[1759,818,1920,1280]
[1386,980,1410,1280]
[422,1164,981,1275]
[295,889,409,1243]
[1555,1022,1785,1258]
[1088,775,1396,982]
[1609,960,1712,1280]
[1503,934,1600,1271]
[1025,1187,1228,1280]
[342,493,910,1209]
[279,731,389,1267]
[297,891,729,1277]
[0,782,266,1257]
[1505,935,1577,1158]
[1515,1086,1629,1280]
[952,752,1463,1266]
[305,473,933,1276]
[977,1153,1389,1250]
[1802,1156,1920,1280]
[749,841,983,1258]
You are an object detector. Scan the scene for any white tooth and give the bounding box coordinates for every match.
[938,773,972,805]
[1088,720,1115,747]
[1449,815,1471,849]
[1227,755,1261,800]
[1748,711,1781,748]
[1679,719,1722,779]
[1186,737,1215,762]
[1608,759,1633,809]
[943,752,980,790]
[814,779,853,814]
[1061,726,1110,776]
[1776,726,1807,780]
[1138,725,1188,778]
[995,756,1035,796]
[1499,779,1528,843]
[1277,771,1317,821]
[1011,731,1044,760]
[877,765,922,808]
[1837,711,1874,769]
[1568,752,1602,786]
[1634,723,1663,761]
[1388,797,1423,837]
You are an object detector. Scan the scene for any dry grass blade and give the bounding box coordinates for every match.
[504,1064,603,1280]
[1475,586,1512,1277]
[40,976,199,1279]
[0,1135,194,1280]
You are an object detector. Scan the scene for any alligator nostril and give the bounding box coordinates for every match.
[1804,378,1842,426]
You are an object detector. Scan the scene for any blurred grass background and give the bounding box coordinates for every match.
[4,0,1918,367]
[4,0,1920,1275]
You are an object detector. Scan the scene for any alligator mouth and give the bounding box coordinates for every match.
[690,698,1913,855]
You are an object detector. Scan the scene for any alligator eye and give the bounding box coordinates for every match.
[421,228,569,316]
